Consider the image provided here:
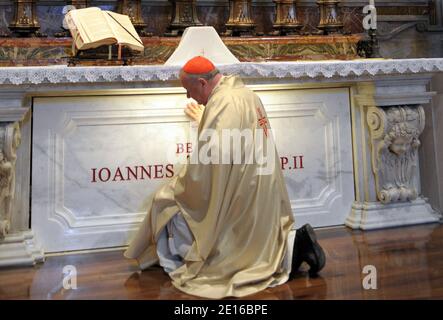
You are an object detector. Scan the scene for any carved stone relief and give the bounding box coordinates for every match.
[0,122,20,238]
[367,105,425,204]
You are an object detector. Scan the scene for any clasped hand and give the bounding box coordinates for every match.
[184,102,205,125]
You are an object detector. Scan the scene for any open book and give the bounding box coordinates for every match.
[65,7,144,55]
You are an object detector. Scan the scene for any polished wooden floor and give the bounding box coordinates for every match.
[1,223,442,300]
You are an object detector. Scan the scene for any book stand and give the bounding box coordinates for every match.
[67,43,140,66]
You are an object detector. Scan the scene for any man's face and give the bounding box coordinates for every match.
[180,74,207,105]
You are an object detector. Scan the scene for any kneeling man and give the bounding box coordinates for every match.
[124,56,325,299]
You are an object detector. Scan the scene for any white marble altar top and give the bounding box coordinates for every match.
[1,58,443,85]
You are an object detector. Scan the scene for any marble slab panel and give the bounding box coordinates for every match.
[32,86,354,252]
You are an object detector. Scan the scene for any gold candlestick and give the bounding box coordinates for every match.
[117,0,152,36]
[224,0,256,37]
[316,0,343,35]
[272,0,303,36]
[69,0,88,8]
[165,0,202,36]
[55,1,89,37]
[9,0,46,37]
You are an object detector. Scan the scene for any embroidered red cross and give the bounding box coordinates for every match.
[256,107,269,138]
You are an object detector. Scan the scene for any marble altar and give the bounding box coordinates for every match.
[0,58,442,265]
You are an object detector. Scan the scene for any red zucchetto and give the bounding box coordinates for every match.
[182,56,216,74]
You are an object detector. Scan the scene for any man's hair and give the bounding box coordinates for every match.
[180,68,220,81]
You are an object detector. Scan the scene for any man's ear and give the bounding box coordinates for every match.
[198,78,207,86]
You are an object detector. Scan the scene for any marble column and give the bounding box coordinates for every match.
[0,92,44,267]
[424,73,443,216]
[345,77,441,230]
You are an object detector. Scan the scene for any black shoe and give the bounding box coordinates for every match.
[290,233,303,278]
[290,224,326,277]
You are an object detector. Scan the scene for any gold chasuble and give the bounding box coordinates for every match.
[124,75,294,298]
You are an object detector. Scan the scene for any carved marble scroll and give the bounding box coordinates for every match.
[367,105,425,204]
[0,123,21,238]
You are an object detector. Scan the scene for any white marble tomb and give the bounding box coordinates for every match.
[0,59,442,265]
[31,87,354,252]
